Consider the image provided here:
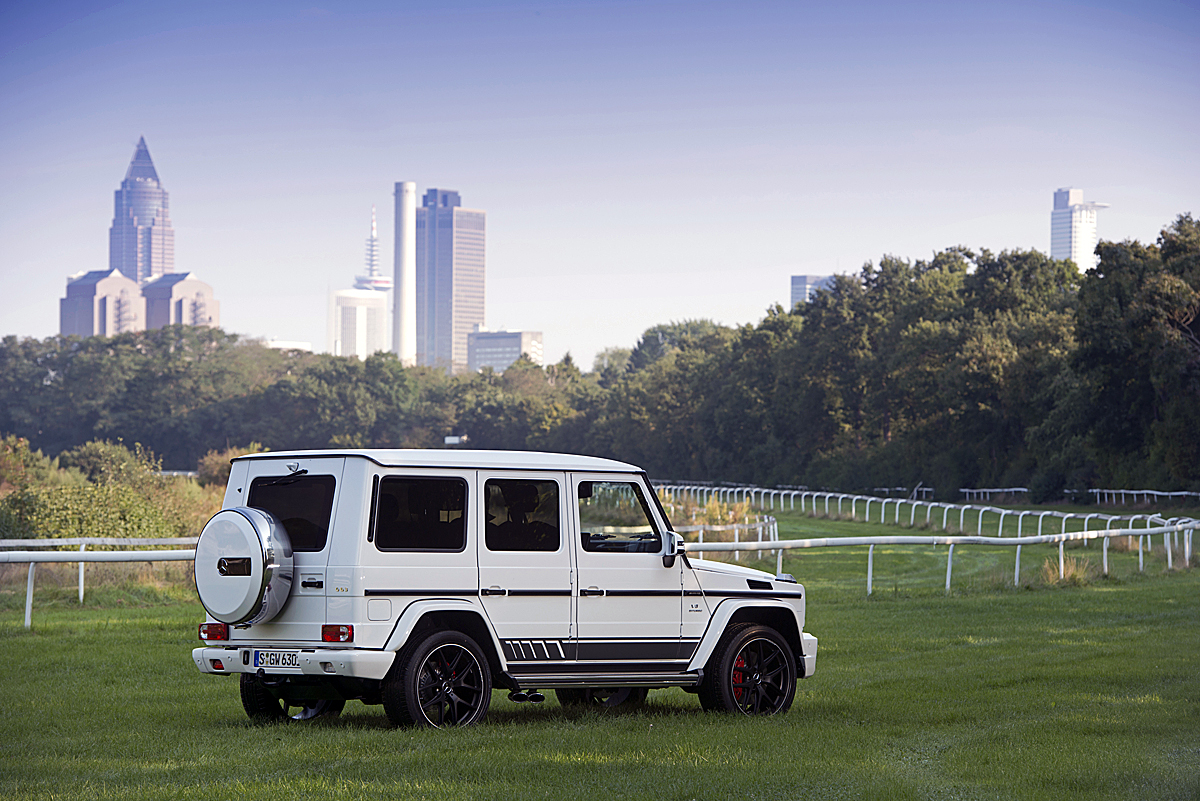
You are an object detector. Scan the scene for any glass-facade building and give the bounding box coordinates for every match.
[110,137,174,283]
[467,329,544,373]
[1050,188,1108,271]
[790,275,835,308]
[416,189,485,372]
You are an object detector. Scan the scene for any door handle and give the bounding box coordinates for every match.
[579,587,605,597]
[300,579,323,589]
[481,587,508,597]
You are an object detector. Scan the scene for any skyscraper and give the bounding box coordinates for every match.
[790,275,835,308]
[415,189,485,372]
[329,208,391,358]
[1050,188,1109,271]
[109,137,174,283]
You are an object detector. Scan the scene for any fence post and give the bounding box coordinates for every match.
[1059,541,1065,579]
[25,563,36,629]
[79,543,86,603]
[867,544,875,596]
[1103,536,1109,576]
[1138,535,1144,572]
[1014,544,1021,586]
[776,547,783,576]
[945,544,955,593]
[1165,532,1172,570]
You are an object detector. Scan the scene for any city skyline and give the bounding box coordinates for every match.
[2,1,1197,367]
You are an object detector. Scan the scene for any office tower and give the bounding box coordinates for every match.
[467,329,544,373]
[393,183,417,366]
[415,188,485,372]
[329,290,388,359]
[142,273,219,329]
[60,269,146,336]
[109,137,174,283]
[355,206,392,292]
[1051,188,1109,271]
[790,275,835,308]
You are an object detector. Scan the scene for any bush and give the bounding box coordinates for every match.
[197,443,266,488]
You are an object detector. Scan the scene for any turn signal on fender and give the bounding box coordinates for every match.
[322,624,353,643]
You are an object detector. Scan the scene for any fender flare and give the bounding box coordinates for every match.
[687,598,806,672]
[381,597,509,672]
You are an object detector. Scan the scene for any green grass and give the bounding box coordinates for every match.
[2,552,1198,800]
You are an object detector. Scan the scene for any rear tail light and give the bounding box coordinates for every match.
[322,624,353,643]
[199,622,229,641]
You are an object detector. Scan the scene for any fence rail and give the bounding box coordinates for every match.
[685,523,1195,594]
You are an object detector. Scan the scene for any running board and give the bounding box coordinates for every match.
[507,671,702,689]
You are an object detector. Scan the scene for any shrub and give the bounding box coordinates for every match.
[197,443,266,487]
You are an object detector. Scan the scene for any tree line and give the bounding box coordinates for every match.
[2,214,1196,500]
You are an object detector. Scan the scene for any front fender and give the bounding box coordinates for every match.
[687,598,807,672]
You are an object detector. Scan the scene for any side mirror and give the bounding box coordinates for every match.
[662,531,683,568]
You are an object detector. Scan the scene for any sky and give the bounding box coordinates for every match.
[2,0,1198,367]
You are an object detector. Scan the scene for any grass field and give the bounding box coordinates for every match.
[1,509,1198,800]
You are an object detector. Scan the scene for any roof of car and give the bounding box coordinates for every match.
[233,449,643,473]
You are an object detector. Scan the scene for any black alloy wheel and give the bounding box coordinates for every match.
[699,624,796,715]
[389,630,492,728]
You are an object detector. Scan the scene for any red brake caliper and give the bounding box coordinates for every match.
[732,654,746,701]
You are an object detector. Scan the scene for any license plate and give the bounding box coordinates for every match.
[253,650,300,669]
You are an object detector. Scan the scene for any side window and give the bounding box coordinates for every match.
[578,481,662,553]
[373,477,467,552]
[485,479,560,552]
[247,474,337,552]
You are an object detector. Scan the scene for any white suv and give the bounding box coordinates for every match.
[192,450,817,726]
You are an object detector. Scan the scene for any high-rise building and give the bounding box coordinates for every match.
[1051,188,1109,271]
[142,273,219,329]
[467,329,543,373]
[790,275,835,308]
[328,290,388,359]
[329,208,391,359]
[109,137,174,283]
[415,188,485,372]
[60,269,146,337]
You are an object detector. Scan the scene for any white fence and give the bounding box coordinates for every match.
[1,537,197,628]
[685,523,1195,594]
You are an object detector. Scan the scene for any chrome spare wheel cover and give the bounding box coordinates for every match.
[195,507,293,625]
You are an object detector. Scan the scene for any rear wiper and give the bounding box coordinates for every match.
[254,468,309,488]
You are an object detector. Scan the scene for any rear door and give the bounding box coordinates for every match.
[476,471,575,670]
[235,456,345,642]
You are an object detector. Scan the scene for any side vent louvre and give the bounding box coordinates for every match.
[747,579,773,591]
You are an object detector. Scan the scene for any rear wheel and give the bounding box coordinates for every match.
[239,675,345,721]
[698,624,796,715]
[384,631,492,728]
[555,687,648,709]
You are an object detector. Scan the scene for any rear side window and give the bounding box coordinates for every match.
[373,477,467,552]
[247,475,337,552]
[485,479,560,552]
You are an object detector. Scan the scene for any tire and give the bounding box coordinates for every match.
[698,624,796,715]
[555,687,648,710]
[384,630,492,728]
[239,675,345,722]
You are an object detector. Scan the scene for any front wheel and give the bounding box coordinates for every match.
[698,624,796,715]
[384,630,492,728]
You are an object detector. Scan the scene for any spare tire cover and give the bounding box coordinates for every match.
[195,507,294,625]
